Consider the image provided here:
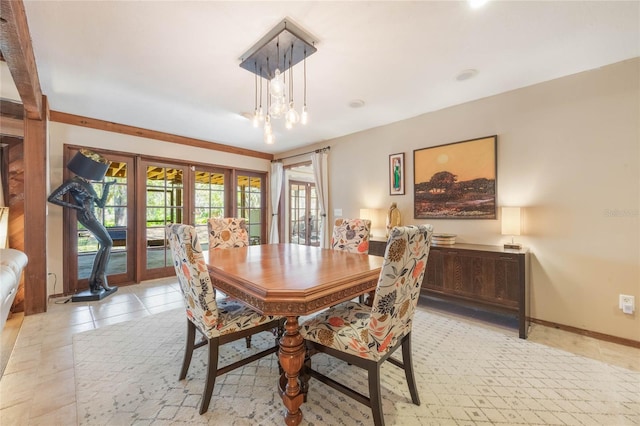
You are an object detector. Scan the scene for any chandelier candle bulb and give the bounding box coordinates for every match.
[271,69,285,96]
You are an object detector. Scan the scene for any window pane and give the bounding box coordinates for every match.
[237,174,263,245]
[145,166,183,269]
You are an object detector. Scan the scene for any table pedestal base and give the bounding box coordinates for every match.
[278,315,305,426]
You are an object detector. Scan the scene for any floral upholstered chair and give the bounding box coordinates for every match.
[330,218,371,254]
[331,218,372,302]
[207,217,254,345]
[166,224,283,414]
[207,217,249,249]
[301,224,433,426]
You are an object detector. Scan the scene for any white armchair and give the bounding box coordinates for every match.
[1,248,28,331]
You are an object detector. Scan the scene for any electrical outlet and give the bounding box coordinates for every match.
[619,294,635,314]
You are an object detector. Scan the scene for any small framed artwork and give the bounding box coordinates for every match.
[413,135,497,219]
[389,153,405,195]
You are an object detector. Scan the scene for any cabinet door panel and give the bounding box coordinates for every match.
[495,257,519,306]
[424,250,444,291]
[422,247,522,305]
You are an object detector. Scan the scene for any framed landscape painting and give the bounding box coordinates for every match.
[413,135,497,219]
[389,152,405,195]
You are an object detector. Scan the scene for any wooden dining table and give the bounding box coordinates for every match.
[207,243,384,426]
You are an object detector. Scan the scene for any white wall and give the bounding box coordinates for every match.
[289,59,639,341]
[46,123,270,295]
[0,63,20,102]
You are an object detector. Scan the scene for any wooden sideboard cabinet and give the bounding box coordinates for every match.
[368,239,530,339]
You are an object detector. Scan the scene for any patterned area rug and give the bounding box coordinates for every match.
[73,307,640,425]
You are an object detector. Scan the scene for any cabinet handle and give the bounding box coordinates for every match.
[499,256,515,260]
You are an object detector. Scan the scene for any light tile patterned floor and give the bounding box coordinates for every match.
[1,277,639,425]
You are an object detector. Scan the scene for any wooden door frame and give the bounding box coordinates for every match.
[233,169,267,245]
[136,158,192,282]
[288,179,319,246]
[281,162,313,243]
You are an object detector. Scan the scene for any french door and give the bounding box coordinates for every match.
[193,167,230,250]
[138,160,190,281]
[63,146,266,294]
[236,171,265,245]
[66,150,135,293]
[289,180,319,246]
[61,145,267,295]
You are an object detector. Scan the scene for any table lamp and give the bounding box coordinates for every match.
[359,208,382,239]
[501,206,522,250]
[67,149,110,181]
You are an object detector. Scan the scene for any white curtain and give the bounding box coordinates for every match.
[0,170,4,207]
[311,150,329,248]
[269,161,284,243]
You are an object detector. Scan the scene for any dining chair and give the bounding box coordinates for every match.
[207,217,250,249]
[301,224,433,426]
[330,218,371,254]
[166,223,284,415]
[331,218,372,303]
[207,217,253,347]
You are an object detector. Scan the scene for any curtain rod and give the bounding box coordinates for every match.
[271,146,330,162]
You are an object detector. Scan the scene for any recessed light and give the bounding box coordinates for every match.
[456,69,478,81]
[468,0,489,9]
[348,99,365,108]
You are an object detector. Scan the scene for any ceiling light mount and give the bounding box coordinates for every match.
[240,19,317,144]
[240,19,317,80]
[456,69,478,82]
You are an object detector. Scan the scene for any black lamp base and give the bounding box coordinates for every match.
[71,286,118,302]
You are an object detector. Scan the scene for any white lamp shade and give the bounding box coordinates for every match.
[359,208,385,238]
[359,208,373,222]
[501,207,522,236]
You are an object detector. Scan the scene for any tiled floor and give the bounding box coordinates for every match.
[1,278,638,424]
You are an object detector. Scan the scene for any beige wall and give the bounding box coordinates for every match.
[288,58,639,341]
[45,123,271,295]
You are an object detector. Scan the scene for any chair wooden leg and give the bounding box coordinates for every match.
[401,334,420,405]
[277,320,285,376]
[368,363,384,426]
[301,343,312,402]
[180,320,196,380]
[245,336,252,348]
[199,337,220,415]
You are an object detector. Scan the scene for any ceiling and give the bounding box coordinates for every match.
[19,1,640,155]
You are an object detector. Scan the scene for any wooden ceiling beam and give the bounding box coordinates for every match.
[50,110,274,161]
[0,99,25,120]
[0,116,23,137]
[0,0,43,120]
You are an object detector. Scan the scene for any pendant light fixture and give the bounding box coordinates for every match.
[239,18,317,144]
[285,43,300,127]
[251,63,259,128]
[300,48,309,125]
